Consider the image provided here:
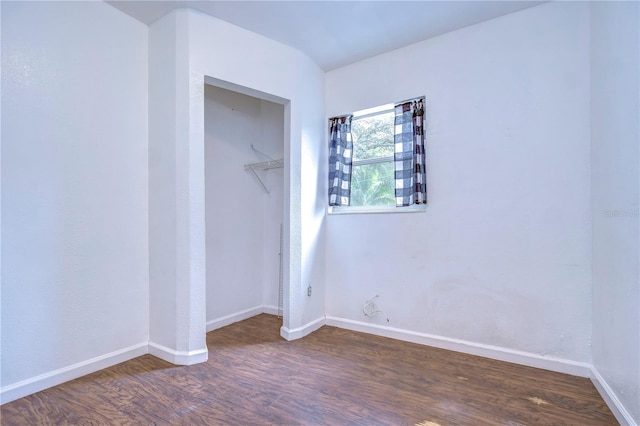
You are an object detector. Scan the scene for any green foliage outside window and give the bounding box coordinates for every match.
[350,111,395,206]
[350,162,395,206]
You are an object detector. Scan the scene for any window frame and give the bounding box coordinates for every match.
[327,104,427,215]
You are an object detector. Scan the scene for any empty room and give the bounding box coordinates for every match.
[1,0,638,425]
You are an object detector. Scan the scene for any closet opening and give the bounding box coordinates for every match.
[203,82,286,334]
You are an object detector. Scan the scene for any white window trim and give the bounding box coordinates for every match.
[327,203,426,215]
[352,104,394,119]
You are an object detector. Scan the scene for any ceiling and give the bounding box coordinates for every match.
[107,0,544,71]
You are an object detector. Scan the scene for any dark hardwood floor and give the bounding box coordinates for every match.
[1,314,617,425]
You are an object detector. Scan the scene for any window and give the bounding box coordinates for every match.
[328,97,427,214]
[350,105,395,207]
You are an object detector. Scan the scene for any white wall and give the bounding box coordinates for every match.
[204,85,284,323]
[1,0,148,401]
[326,2,592,363]
[590,2,640,424]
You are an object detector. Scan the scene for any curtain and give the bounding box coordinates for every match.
[394,98,426,206]
[328,115,353,206]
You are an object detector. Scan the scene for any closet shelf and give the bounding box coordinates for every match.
[243,158,284,171]
[244,159,284,193]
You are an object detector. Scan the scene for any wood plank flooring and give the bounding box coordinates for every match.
[1,314,617,425]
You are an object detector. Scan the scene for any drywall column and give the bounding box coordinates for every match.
[298,73,327,330]
[149,10,207,364]
[590,2,640,423]
[186,10,326,339]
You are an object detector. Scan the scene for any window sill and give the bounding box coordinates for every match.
[327,204,426,215]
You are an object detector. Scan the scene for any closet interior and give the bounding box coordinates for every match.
[204,84,285,330]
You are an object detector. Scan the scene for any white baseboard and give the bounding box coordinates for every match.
[1,307,280,405]
[148,342,208,365]
[280,316,325,341]
[206,305,269,332]
[0,342,147,405]
[590,366,638,426]
[325,316,592,378]
[262,305,281,316]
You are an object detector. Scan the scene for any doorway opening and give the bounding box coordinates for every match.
[204,82,286,333]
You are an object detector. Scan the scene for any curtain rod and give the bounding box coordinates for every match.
[328,95,425,121]
[396,95,425,105]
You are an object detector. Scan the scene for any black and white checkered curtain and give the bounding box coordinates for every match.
[328,116,353,206]
[394,98,426,206]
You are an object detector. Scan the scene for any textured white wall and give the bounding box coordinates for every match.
[325,2,592,362]
[1,0,148,387]
[204,85,284,321]
[148,8,179,354]
[590,2,640,423]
